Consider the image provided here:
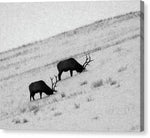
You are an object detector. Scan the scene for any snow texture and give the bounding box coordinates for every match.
[0,11,143,131]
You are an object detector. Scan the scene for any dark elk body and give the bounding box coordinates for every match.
[29,76,58,101]
[57,55,92,80]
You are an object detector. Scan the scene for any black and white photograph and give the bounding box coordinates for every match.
[0,0,144,132]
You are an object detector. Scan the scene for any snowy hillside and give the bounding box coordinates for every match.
[0,11,143,131]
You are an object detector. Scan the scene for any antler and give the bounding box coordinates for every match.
[83,54,93,68]
[50,75,58,90]
[53,75,58,90]
[50,77,54,89]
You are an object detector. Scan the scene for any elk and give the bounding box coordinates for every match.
[29,76,58,101]
[57,54,93,81]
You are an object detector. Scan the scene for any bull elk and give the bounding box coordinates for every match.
[29,76,58,101]
[57,54,93,81]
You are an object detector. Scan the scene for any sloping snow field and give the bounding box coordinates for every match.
[0,11,143,131]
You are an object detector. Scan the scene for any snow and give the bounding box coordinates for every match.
[0,11,142,131]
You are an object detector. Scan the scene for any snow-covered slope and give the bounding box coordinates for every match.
[0,11,143,131]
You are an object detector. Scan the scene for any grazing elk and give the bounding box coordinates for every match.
[57,54,93,80]
[29,76,58,101]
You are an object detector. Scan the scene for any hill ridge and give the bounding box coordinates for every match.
[0,11,141,82]
[0,11,140,57]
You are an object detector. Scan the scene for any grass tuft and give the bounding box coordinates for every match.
[12,118,29,124]
[93,79,104,88]
[74,103,80,109]
[22,118,28,123]
[118,65,127,72]
[80,81,88,86]
[20,107,26,113]
[92,116,99,120]
[113,47,122,53]
[29,105,39,115]
[106,77,117,86]
[54,112,62,117]
[12,118,21,124]
[61,93,66,98]
[87,96,94,102]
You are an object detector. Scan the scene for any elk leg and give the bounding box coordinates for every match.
[33,96,35,101]
[30,93,34,101]
[40,92,42,99]
[70,70,73,77]
[58,71,62,81]
[30,94,32,101]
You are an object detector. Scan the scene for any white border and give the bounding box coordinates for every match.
[0,0,148,137]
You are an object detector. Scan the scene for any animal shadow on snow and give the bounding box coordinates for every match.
[30,95,50,102]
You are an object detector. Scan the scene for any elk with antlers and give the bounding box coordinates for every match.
[29,76,58,101]
[57,54,93,81]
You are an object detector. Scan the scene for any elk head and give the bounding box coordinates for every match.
[82,54,93,70]
[50,75,58,93]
